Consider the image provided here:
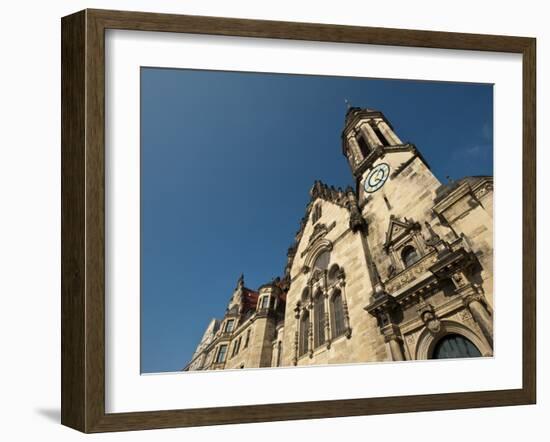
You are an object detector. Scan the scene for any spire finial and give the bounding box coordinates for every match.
[236,273,244,289]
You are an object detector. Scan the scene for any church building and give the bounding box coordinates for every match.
[183,106,494,371]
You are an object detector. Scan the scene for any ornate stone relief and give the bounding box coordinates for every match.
[384,252,438,293]
[417,300,441,335]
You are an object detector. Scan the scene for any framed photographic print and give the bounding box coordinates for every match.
[61,9,536,433]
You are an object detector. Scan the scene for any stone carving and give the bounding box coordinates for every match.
[417,300,441,335]
[458,309,473,322]
[452,271,467,288]
[346,186,367,232]
[384,253,438,293]
[474,181,493,199]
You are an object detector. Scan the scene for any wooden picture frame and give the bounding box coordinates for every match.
[61,8,536,433]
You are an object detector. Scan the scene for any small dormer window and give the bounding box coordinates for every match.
[402,245,420,267]
[224,319,235,333]
[259,296,269,309]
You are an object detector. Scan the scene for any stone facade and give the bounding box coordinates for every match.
[183,107,494,371]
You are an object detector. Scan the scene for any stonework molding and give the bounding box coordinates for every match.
[303,239,333,271]
[414,320,492,360]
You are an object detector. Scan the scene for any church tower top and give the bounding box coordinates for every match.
[341,106,404,179]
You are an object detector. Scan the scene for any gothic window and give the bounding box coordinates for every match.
[313,291,326,348]
[401,245,420,267]
[328,264,340,283]
[431,334,482,359]
[312,204,322,224]
[216,344,228,363]
[243,329,251,348]
[331,290,346,338]
[357,134,371,158]
[313,250,330,272]
[301,287,310,303]
[299,312,310,357]
[224,319,235,333]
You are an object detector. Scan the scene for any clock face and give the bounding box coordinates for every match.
[364,163,390,193]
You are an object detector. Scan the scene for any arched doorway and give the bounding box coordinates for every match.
[431,334,482,359]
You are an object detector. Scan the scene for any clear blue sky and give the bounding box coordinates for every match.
[140,67,493,373]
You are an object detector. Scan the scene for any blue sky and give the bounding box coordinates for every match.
[140,67,493,373]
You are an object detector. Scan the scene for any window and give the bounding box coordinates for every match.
[224,319,235,333]
[313,250,330,272]
[328,264,340,283]
[313,292,326,347]
[332,291,346,338]
[401,245,420,267]
[357,134,371,158]
[276,341,282,367]
[259,296,269,309]
[312,204,322,224]
[231,336,242,357]
[431,334,482,359]
[299,312,310,357]
[216,344,228,363]
[244,329,251,348]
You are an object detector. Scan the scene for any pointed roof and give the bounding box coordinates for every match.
[384,216,421,249]
[283,181,355,279]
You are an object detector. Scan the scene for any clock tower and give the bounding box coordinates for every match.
[342,107,438,206]
[341,106,448,281]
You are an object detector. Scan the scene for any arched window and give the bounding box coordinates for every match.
[299,312,310,357]
[313,250,330,272]
[331,291,346,338]
[401,245,419,267]
[313,292,326,348]
[431,334,482,359]
[328,264,340,283]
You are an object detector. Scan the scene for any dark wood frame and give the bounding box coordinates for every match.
[61,8,536,433]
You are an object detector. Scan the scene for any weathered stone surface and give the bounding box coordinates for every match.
[183,108,493,372]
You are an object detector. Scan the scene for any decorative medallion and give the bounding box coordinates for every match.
[364,163,390,193]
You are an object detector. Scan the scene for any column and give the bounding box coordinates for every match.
[308,315,314,358]
[347,135,363,164]
[382,324,405,361]
[377,120,402,145]
[466,296,493,347]
[293,304,300,365]
[359,122,382,148]
[323,290,331,346]
[338,280,352,338]
[387,336,405,361]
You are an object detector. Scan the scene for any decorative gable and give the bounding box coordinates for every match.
[283,181,353,280]
[384,216,421,250]
[382,216,428,278]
